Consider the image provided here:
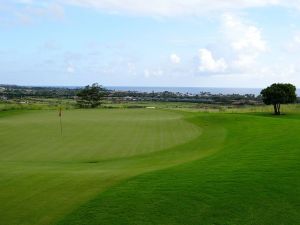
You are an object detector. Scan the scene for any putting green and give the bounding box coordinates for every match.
[0,109,213,225]
[1,109,299,225]
[0,109,201,162]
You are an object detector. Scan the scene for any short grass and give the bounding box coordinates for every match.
[0,108,208,225]
[0,109,200,161]
[0,107,299,225]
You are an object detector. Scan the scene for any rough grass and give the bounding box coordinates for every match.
[0,108,299,225]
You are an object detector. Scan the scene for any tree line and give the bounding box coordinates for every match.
[76,83,297,115]
[1,83,297,115]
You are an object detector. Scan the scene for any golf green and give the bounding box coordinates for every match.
[0,109,299,225]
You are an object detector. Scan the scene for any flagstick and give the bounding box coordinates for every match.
[59,107,63,136]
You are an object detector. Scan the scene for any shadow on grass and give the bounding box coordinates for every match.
[242,111,300,120]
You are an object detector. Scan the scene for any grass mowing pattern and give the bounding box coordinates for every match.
[0,109,299,225]
[0,109,206,225]
[58,113,300,225]
[0,109,201,162]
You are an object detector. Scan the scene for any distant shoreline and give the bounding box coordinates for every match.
[2,84,300,96]
[107,86,263,96]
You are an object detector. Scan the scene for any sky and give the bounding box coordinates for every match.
[1,1,300,87]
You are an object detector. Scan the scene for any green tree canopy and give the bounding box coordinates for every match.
[260,83,297,115]
[76,83,106,108]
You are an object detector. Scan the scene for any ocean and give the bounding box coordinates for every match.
[29,85,300,96]
[107,86,263,96]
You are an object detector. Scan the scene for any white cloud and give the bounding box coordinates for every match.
[66,63,75,73]
[2,0,300,24]
[0,1,64,25]
[5,1,300,87]
[60,0,300,17]
[222,13,266,53]
[42,40,61,51]
[144,68,164,78]
[198,48,227,73]
[196,13,267,75]
[144,69,150,78]
[16,0,34,4]
[221,13,267,71]
[127,62,136,74]
[285,32,300,53]
[3,0,300,25]
[232,54,257,69]
[170,53,181,64]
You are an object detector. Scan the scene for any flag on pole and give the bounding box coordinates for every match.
[59,106,63,136]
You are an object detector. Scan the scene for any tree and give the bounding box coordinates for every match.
[260,83,297,115]
[76,83,106,108]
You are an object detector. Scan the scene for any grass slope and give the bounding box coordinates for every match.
[0,109,212,225]
[0,109,201,161]
[58,113,300,225]
[0,109,299,225]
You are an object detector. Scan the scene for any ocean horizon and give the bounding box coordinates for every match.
[4,85,300,96]
[107,86,264,96]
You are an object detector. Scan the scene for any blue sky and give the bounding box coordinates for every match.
[1,1,300,87]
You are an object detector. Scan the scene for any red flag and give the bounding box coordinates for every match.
[59,107,63,136]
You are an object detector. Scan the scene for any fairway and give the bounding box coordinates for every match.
[0,108,299,225]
